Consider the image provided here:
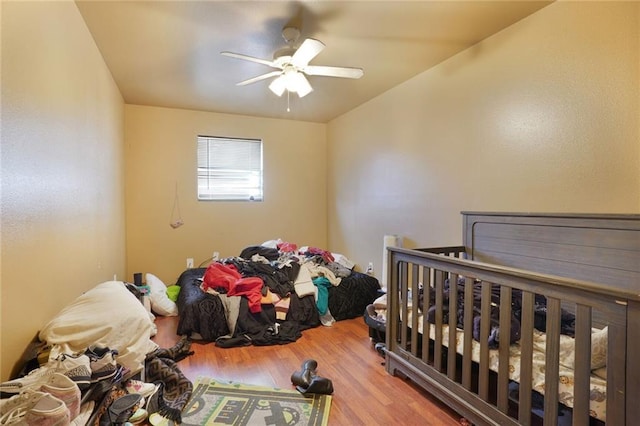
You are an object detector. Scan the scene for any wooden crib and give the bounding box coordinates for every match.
[385,212,639,425]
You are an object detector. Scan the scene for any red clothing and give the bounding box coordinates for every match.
[202,263,264,313]
[277,241,298,253]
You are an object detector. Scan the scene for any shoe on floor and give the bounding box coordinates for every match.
[128,407,148,425]
[40,372,81,420]
[23,393,70,425]
[107,393,142,425]
[86,346,119,383]
[56,353,92,391]
[0,353,91,395]
[124,380,158,399]
[296,376,334,395]
[290,359,318,389]
[0,391,70,425]
[0,391,47,420]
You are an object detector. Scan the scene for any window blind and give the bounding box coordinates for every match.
[197,136,263,201]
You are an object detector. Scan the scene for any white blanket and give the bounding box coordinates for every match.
[39,281,158,374]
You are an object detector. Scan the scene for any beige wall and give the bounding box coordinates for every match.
[1,1,125,380]
[124,105,327,285]
[327,1,640,281]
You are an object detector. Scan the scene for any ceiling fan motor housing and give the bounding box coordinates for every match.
[281,27,300,44]
[273,47,296,66]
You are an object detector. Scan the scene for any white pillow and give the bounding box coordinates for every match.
[146,273,178,316]
[591,326,608,370]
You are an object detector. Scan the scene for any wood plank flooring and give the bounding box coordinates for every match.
[151,315,464,425]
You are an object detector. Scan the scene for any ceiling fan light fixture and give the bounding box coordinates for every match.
[268,70,313,98]
[291,72,312,97]
[269,76,287,97]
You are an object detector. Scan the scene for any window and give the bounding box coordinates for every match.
[197,136,263,201]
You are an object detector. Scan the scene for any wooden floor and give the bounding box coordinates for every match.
[151,315,464,425]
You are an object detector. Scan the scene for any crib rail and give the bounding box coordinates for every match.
[385,246,640,426]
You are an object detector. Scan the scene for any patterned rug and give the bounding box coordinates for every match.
[180,377,332,426]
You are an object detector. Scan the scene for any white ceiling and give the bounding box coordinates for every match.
[76,1,552,123]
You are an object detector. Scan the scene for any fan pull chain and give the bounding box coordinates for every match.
[287,90,291,112]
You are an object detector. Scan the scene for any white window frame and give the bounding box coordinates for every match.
[197,135,263,201]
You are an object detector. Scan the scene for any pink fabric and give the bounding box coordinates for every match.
[306,247,335,263]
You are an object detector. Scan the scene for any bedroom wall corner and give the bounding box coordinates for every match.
[0,1,126,380]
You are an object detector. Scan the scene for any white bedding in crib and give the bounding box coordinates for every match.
[380,297,607,421]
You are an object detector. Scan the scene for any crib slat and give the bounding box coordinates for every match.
[573,304,592,426]
[518,291,534,426]
[608,318,627,425]
[388,258,398,352]
[627,300,640,424]
[543,297,560,425]
[410,263,420,357]
[434,270,445,372]
[422,269,431,364]
[447,273,459,380]
[462,277,474,390]
[478,281,492,401]
[399,261,408,351]
[497,285,511,413]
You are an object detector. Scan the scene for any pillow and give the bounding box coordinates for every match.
[39,281,158,374]
[591,326,608,370]
[531,331,576,370]
[146,273,178,317]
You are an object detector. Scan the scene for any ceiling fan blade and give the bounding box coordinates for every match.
[291,39,325,68]
[221,51,276,68]
[236,71,282,86]
[303,65,364,79]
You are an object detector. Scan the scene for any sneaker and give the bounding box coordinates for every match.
[0,368,56,396]
[0,391,45,421]
[22,393,70,425]
[0,354,90,395]
[40,373,81,420]
[106,393,142,425]
[128,408,148,425]
[0,391,69,425]
[85,346,118,383]
[56,353,91,391]
[124,380,158,399]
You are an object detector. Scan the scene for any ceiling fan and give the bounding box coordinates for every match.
[221,27,364,98]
